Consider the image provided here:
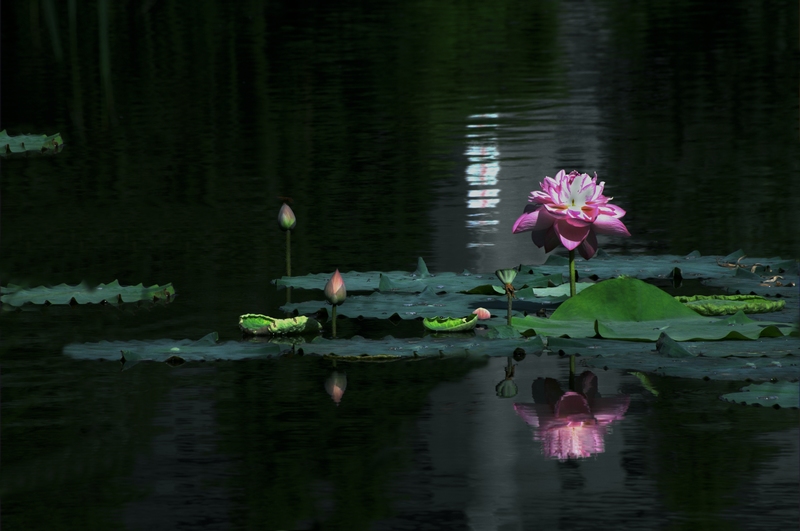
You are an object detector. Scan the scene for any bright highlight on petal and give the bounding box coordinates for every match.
[512,169,630,259]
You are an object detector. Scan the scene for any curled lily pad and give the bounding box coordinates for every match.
[422,314,478,332]
[239,314,321,336]
[675,294,786,315]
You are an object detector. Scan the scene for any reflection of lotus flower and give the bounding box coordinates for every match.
[473,307,491,320]
[512,170,630,259]
[278,203,297,231]
[514,375,630,461]
[324,269,347,306]
[325,371,347,405]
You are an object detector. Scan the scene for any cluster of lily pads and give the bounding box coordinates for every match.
[5,157,792,408]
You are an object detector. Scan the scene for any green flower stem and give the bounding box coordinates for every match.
[507,292,513,326]
[332,304,337,338]
[569,249,576,297]
[286,231,292,277]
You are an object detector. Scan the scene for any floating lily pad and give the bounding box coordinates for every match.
[239,314,322,336]
[423,314,478,332]
[63,332,283,369]
[0,129,64,156]
[504,277,794,341]
[676,294,786,315]
[1,280,175,306]
[720,381,799,409]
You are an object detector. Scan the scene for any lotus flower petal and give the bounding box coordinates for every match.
[592,213,631,237]
[554,221,591,251]
[533,227,561,253]
[512,205,555,233]
[578,230,599,260]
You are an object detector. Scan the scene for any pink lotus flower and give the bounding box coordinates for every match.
[512,170,630,259]
[324,269,347,306]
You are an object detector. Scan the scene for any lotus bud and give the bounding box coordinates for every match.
[496,378,518,398]
[472,307,491,320]
[325,371,347,405]
[324,269,347,306]
[495,268,518,285]
[278,203,296,231]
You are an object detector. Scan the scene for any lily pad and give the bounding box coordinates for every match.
[1,280,175,306]
[676,294,786,315]
[423,314,478,332]
[504,277,794,341]
[239,314,322,336]
[720,381,799,409]
[63,332,282,368]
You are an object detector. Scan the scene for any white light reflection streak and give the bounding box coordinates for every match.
[465,114,500,248]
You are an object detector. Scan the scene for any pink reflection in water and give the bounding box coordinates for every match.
[514,373,630,461]
[325,371,347,406]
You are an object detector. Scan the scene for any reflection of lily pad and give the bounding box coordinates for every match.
[504,277,794,341]
[423,314,478,332]
[720,382,799,409]
[0,129,64,156]
[239,314,321,336]
[1,280,175,306]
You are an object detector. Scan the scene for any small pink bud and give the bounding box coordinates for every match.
[473,307,491,320]
[324,269,347,306]
[278,203,296,231]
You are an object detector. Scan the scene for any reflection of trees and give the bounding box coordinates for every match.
[638,375,798,528]
[213,355,486,529]
[596,0,799,256]
[1,0,560,301]
[1,348,173,529]
[514,369,630,461]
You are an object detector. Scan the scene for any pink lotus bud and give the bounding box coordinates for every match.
[473,307,491,320]
[278,203,296,231]
[324,269,347,306]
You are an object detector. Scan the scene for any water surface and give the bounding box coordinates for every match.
[1,0,798,529]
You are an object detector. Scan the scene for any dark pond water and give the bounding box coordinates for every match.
[2,0,799,529]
